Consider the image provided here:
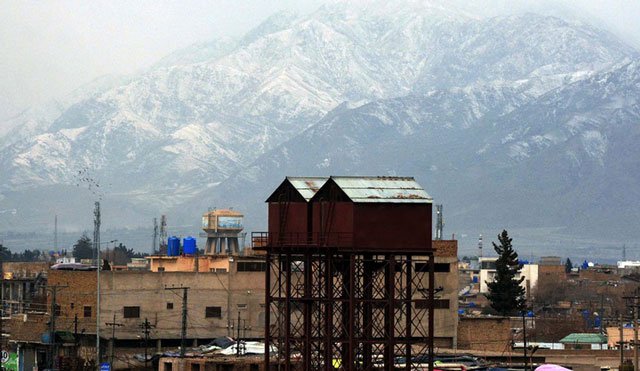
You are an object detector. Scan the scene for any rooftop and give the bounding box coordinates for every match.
[559,333,607,344]
[325,176,432,203]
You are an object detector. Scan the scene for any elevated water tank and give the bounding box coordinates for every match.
[167,236,180,256]
[202,209,244,233]
[183,236,197,255]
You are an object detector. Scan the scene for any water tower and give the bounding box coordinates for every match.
[202,209,245,255]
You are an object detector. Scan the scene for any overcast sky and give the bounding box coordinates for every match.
[1,0,639,119]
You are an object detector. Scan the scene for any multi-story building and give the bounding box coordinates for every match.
[479,257,538,298]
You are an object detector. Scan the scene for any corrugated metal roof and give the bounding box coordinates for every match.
[559,333,607,344]
[330,176,432,203]
[286,176,328,201]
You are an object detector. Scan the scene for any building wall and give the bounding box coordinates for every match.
[149,255,233,273]
[432,240,459,348]
[99,264,265,341]
[457,317,512,352]
[47,270,97,334]
[479,258,538,297]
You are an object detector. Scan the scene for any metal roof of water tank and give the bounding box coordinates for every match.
[266,176,328,202]
[318,176,432,203]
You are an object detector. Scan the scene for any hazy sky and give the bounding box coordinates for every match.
[1,0,639,118]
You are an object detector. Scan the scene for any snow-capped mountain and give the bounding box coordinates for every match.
[184,59,640,240]
[0,0,638,242]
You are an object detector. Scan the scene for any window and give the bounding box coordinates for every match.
[124,306,140,318]
[237,262,266,272]
[167,302,174,310]
[83,306,92,318]
[205,306,222,318]
[70,303,75,309]
[157,267,165,272]
[54,304,61,316]
[237,304,247,310]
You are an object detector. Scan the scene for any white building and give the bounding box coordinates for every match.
[479,257,538,298]
[618,261,640,269]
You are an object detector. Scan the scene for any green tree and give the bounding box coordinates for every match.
[565,258,573,273]
[72,234,93,260]
[485,230,526,316]
[0,243,12,261]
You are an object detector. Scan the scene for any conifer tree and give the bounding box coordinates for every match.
[485,230,526,316]
[565,258,573,273]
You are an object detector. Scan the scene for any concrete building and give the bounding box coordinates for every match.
[479,257,538,298]
[432,239,459,348]
[0,262,48,315]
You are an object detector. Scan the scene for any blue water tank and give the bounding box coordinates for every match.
[183,237,197,255]
[167,236,180,256]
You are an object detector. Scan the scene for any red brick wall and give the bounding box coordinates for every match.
[458,317,512,352]
[433,240,457,258]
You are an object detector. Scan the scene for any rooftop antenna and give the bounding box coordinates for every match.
[478,234,483,258]
[435,204,443,240]
[54,214,58,252]
[152,218,158,255]
[159,215,168,254]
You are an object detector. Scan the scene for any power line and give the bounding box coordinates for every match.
[164,286,189,357]
[105,313,123,368]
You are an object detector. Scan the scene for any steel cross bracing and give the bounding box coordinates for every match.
[264,250,435,370]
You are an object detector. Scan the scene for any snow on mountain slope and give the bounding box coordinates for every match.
[0,1,637,232]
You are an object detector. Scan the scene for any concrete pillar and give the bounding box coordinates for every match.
[156,338,162,353]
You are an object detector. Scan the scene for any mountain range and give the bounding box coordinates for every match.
[1,0,638,257]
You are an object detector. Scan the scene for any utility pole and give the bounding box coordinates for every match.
[522,310,528,371]
[236,311,241,356]
[106,314,123,368]
[74,314,79,358]
[46,284,67,370]
[139,318,155,368]
[624,293,640,371]
[165,286,189,357]
[93,201,102,369]
[0,260,4,353]
[620,314,626,367]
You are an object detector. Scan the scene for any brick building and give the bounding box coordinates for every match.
[432,240,459,348]
[457,316,513,352]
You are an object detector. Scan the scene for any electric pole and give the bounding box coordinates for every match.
[165,286,189,357]
[74,314,79,358]
[106,314,123,368]
[45,284,67,370]
[237,311,241,356]
[93,201,101,369]
[624,293,640,371]
[139,318,155,368]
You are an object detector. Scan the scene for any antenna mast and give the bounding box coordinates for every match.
[152,218,158,255]
[435,204,443,240]
[159,215,168,254]
[478,234,483,258]
[54,214,58,252]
